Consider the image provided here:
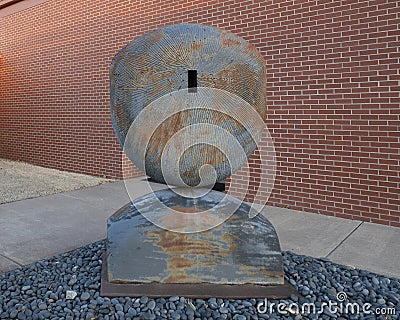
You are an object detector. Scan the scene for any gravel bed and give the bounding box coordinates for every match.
[0,240,399,320]
[0,159,111,204]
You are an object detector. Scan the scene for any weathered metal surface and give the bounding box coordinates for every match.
[104,23,287,297]
[101,254,298,298]
[110,24,267,186]
[107,189,284,286]
[124,87,265,187]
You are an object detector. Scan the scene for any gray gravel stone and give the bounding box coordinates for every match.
[0,240,398,320]
[147,300,156,310]
[38,303,47,311]
[80,292,90,301]
[9,309,18,319]
[372,277,380,286]
[219,306,229,313]
[140,296,149,304]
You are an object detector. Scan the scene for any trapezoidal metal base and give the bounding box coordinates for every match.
[101,190,298,298]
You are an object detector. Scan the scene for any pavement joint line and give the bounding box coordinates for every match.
[325,221,364,258]
[59,192,130,211]
[59,193,105,207]
[0,253,23,267]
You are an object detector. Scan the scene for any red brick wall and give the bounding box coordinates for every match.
[0,0,398,226]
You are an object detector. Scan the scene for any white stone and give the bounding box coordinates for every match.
[66,290,77,300]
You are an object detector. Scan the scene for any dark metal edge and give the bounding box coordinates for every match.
[0,0,23,9]
[101,253,299,299]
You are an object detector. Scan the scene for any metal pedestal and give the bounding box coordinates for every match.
[101,190,297,298]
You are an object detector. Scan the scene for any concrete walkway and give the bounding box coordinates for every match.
[0,177,399,279]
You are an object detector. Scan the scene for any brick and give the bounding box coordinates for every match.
[0,0,398,226]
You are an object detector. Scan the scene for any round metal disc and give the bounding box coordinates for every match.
[110,23,266,185]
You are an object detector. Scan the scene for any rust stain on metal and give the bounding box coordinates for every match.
[146,225,231,283]
[106,190,284,286]
[163,42,193,67]
[221,32,243,48]
[149,78,175,97]
[237,265,283,278]
[149,205,216,232]
[146,228,222,256]
[163,256,199,283]
[143,108,229,181]
[140,104,255,185]
[132,67,176,89]
[141,28,165,44]
[189,40,205,53]
[144,218,284,284]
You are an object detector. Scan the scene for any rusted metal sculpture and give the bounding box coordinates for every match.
[102,24,293,298]
[110,23,266,187]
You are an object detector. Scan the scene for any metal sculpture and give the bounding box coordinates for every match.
[110,24,266,187]
[102,24,294,298]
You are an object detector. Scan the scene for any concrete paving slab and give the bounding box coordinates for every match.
[62,177,168,204]
[0,177,166,271]
[0,255,21,273]
[262,206,362,258]
[60,180,130,212]
[328,222,400,279]
[0,194,111,266]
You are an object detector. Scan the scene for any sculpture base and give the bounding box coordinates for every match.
[102,190,296,298]
[101,253,297,298]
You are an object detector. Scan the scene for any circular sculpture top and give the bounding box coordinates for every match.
[110,23,266,187]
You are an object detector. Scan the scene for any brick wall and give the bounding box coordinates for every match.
[0,0,398,226]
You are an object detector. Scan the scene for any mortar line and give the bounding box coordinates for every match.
[0,253,23,267]
[325,221,364,258]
